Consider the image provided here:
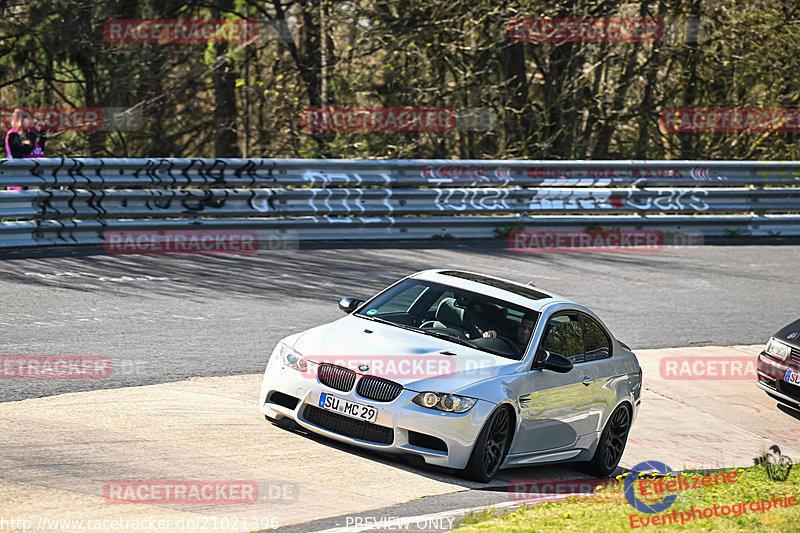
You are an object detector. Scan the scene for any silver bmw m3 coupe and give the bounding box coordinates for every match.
[259,269,642,482]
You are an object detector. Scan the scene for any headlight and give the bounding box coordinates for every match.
[281,344,307,371]
[412,392,476,413]
[765,337,792,360]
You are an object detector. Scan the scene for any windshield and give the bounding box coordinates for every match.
[355,278,539,360]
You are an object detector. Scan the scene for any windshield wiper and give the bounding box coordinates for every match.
[419,329,480,350]
[357,314,418,332]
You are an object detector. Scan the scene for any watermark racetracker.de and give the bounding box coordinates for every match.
[509,229,665,253]
[1,356,111,379]
[508,18,664,42]
[508,478,613,504]
[1,357,178,380]
[300,107,496,132]
[296,355,456,380]
[103,230,299,254]
[105,19,258,44]
[508,229,705,254]
[508,17,704,44]
[659,356,757,380]
[287,354,515,382]
[104,19,293,44]
[1,106,142,132]
[660,108,800,132]
[103,480,264,505]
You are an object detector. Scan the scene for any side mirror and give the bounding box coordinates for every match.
[537,349,573,373]
[338,297,363,314]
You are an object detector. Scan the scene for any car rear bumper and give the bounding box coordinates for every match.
[258,364,496,470]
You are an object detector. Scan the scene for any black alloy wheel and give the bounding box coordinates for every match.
[462,406,512,482]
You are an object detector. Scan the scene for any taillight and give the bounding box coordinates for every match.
[638,367,643,387]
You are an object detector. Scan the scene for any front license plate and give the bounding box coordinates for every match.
[784,368,800,385]
[318,392,378,423]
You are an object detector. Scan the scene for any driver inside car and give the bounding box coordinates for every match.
[482,315,536,353]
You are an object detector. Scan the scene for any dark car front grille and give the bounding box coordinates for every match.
[318,363,357,392]
[356,375,403,402]
[791,347,800,361]
[760,378,777,390]
[303,405,394,445]
[777,379,800,401]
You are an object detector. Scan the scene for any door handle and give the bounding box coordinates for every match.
[582,377,594,386]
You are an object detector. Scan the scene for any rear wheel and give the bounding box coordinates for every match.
[461,406,513,482]
[577,404,631,477]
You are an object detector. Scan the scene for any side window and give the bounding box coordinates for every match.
[540,314,584,363]
[582,315,612,361]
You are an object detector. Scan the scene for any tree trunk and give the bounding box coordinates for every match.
[213,0,240,157]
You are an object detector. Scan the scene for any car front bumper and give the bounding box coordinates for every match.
[258,361,496,470]
[756,351,800,408]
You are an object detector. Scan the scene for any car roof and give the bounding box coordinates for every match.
[410,269,573,312]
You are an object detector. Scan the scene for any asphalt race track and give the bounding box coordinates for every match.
[5,344,798,533]
[1,241,797,402]
[1,242,799,532]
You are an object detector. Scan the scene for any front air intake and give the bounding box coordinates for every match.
[303,405,393,444]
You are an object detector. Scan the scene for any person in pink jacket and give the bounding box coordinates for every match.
[4,108,48,190]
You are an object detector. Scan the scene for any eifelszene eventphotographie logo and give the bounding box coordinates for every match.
[624,461,678,514]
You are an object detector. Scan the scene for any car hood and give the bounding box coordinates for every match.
[774,319,800,350]
[290,314,525,392]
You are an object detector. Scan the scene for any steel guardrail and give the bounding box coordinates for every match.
[3,158,800,188]
[1,158,799,249]
[0,187,799,221]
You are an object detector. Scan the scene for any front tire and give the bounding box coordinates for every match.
[461,406,513,483]
[577,404,631,477]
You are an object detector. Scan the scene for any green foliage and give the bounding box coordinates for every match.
[493,222,526,238]
[3,1,800,159]
[455,464,800,532]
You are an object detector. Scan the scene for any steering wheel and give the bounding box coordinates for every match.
[493,334,519,354]
[420,323,468,338]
